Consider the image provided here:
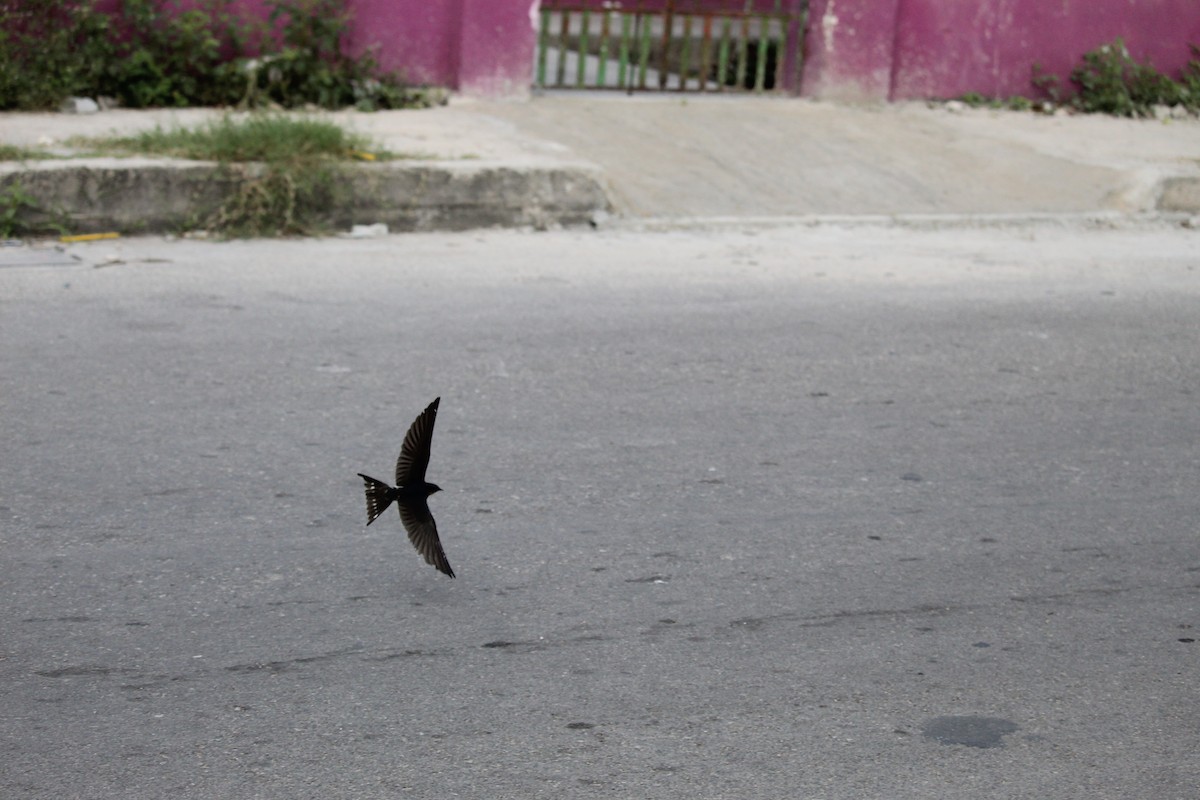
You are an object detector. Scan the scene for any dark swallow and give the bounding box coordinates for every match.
[358,397,454,578]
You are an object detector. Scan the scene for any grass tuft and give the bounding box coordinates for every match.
[81,114,380,164]
[0,144,58,161]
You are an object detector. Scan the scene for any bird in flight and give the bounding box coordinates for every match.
[357,397,454,578]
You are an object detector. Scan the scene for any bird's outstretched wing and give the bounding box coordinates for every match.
[398,498,455,578]
[396,397,439,487]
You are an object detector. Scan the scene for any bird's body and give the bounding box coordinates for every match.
[358,397,454,578]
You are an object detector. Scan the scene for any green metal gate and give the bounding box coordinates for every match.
[536,1,808,93]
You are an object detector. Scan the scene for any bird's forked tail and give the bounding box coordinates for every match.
[357,473,394,525]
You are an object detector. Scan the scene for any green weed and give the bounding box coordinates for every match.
[1069,38,1182,116]
[0,0,111,110]
[81,114,379,163]
[0,0,432,112]
[0,145,57,161]
[1033,39,1199,117]
[963,42,1198,117]
[97,0,251,108]
[206,162,340,237]
[955,92,1035,111]
[0,181,66,237]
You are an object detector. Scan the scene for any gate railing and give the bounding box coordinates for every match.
[536,1,808,93]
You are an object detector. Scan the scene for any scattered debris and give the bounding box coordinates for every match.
[60,97,99,114]
[60,232,120,243]
[346,223,389,238]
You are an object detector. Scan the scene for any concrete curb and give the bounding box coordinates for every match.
[611,210,1198,233]
[0,158,613,235]
[1158,176,1200,214]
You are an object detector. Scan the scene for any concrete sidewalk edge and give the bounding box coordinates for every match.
[6,158,1194,236]
[0,159,613,235]
[613,209,1199,233]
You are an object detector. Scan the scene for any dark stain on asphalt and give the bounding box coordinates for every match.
[36,665,135,678]
[921,715,1018,748]
[625,574,669,583]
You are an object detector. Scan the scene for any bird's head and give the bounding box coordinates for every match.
[426,483,442,496]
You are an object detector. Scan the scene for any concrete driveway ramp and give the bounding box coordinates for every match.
[478,95,1200,218]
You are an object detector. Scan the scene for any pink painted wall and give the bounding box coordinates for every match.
[342,0,461,86]
[455,0,540,96]
[800,0,901,100]
[892,0,1200,99]
[803,0,1200,101]
[96,0,536,95]
[92,1,1200,99]
[342,0,537,94]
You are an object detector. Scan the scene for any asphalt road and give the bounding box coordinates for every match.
[2,223,1198,799]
